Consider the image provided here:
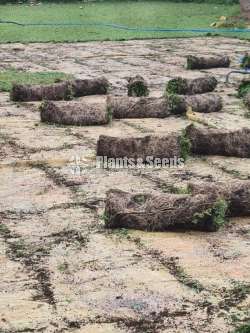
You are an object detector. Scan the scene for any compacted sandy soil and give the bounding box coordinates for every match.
[0,37,250,333]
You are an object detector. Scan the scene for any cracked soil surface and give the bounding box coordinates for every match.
[0,37,250,333]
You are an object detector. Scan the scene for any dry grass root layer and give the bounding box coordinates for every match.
[108,94,222,119]
[168,93,223,114]
[166,76,218,95]
[105,189,227,232]
[187,55,230,70]
[40,100,109,126]
[97,134,182,160]
[107,96,169,119]
[11,77,110,102]
[186,124,250,158]
[188,181,250,217]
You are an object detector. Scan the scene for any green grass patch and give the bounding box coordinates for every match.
[179,129,191,162]
[167,93,184,115]
[57,261,69,273]
[0,69,73,92]
[171,265,204,292]
[172,186,192,195]
[238,81,250,98]
[100,212,109,224]
[211,199,228,229]
[128,80,149,97]
[0,223,11,238]
[106,106,113,124]
[112,228,130,239]
[234,323,250,333]
[165,257,205,292]
[0,1,243,43]
[160,183,191,194]
[241,55,250,70]
[193,199,228,231]
[166,78,188,95]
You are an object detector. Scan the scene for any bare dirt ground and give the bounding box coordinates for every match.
[0,37,250,333]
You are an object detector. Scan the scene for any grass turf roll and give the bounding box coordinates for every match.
[40,100,109,126]
[187,55,230,70]
[11,77,110,102]
[186,124,250,158]
[104,189,227,232]
[166,76,218,95]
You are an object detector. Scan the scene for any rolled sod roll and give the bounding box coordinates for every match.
[168,93,223,114]
[40,100,109,126]
[187,55,230,70]
[97,134,185,161]
[104,189,227,232]
[186,124,250,158]
[244,93,250,110]
[11,81,72,102]
[71,78,110,97]
[107,96,169,119]
[11,77,110,102]
[188,181,250,217]
[127,75,149,97]
[166,76,218,95]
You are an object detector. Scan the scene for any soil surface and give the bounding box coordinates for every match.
[0,37,250,333]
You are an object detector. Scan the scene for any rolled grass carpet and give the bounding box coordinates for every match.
[186,124,250,158]
[107,96,169,119]
[104,189,227,232]
[11,77,110,102]
[168,93,222,114]
[104,180,250,232]
[166,76,218,95]
[96,133,185,161]
[40,100,109,126]
[186,55,230,70]
[97,124,250,161]
[107,93,222,119]
[188,180,250,217]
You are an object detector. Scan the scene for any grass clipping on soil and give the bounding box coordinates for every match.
[40,100,109,126]
[244,93,250,111]
[238,80,250,98]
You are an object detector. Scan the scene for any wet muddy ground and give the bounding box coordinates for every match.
[0,37,250,333]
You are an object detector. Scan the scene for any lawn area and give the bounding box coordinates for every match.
[0,1,247,43]
[0,70,73,91]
